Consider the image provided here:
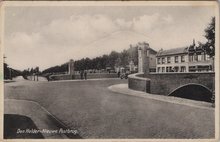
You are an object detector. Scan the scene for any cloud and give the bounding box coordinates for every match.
[162,15,173,24]
[116,18,132,29]
[7,13,173,50]
[42,14,119,46]
[7,32,42,49]
[4,13,179,70]
[132,13,160,33]
[41,13,173,47]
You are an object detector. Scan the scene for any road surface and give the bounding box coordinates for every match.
[4,79,215,138]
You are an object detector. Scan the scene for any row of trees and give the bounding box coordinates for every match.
[4,63,22,80]
[41,64,68,75]
[42,46,138,74]
[21,67,40,79]
[4,64,41,80]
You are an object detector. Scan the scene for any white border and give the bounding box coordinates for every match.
[0,1,219,142]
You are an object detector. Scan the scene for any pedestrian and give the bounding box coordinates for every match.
[46,75,50,82]
[118,71,121,78]
[84,70,87,80]
[80,70,84,80]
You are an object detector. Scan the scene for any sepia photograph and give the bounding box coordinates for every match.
[1,1,219,141]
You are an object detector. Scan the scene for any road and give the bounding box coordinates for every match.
[4,79,215,139]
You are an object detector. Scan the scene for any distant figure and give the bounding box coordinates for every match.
[46,74,51,82]
[117,71,121,78]
[46,76,50,82]
[80,70,84,80]
[84,70,87,80]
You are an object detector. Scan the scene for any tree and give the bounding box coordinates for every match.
[42,44,138,73]
[200,17,215,57]
[34,67,39,73]
[120,49,129,67]
[128,45,138,65]
[4,63,10,79]
[108,51,120,68]
[30,68,34,74]
[84,58,91,70]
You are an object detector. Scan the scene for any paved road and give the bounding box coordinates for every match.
[4,79,214,139]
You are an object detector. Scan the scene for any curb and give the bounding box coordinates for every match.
[48,78,119,83]
[4,99,82,139]
[108,84,214,110]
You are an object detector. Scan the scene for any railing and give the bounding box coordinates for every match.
[128,73,151,93]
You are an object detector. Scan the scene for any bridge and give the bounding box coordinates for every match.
[128,72,215,102]
[128,42,215,102]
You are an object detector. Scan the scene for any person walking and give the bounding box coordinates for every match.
[117,71,121,78]
[80,70,84,80]
[84,70,87,80]
[46,75,50,82]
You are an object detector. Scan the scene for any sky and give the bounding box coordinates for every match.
[3,5,215,71]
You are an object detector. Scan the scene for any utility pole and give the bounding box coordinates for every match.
[3,55,6,63]
[4,55,7,79]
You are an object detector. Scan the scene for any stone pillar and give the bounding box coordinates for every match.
[68,59,75,79]
[129,60,135,72]
[138,42,150,74]
[138,47,143,73]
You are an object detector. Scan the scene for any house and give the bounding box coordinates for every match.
[136,42,157,73]
[156,41,213,73]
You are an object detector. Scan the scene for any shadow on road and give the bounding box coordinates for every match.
[4,114,44,139]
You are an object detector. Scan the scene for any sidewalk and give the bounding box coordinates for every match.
[108,84,214,110]
[49,78,119,83]
[4,99,80,139]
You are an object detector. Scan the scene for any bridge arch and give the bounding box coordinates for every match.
[168,83,213,102]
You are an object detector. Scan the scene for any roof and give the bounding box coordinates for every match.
[149,48,157,54]
[156,47,188,57]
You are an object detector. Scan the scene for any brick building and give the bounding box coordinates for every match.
[156,41,213,73]
[137,42,157,73]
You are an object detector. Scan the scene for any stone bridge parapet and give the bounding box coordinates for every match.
[128,73,151,93]
[128,72,215,101]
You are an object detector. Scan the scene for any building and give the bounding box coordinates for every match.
[156,42,213,73]
[136,42,157,73]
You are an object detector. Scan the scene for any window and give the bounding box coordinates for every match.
[205,54,210,61]
[198,55,202,61]
[194,55,198,61]
[189,55,193,62]
[167,57,171,63]
[175,56,179,63]
[162,58,165,64]
[169,67,173,72]
[174,66,179,72]
[166,67,169,72]
[162,67,165,72]
[157,58,161,64]
[189,66,196,72]
[180,66,186,72]
[165,67,172,72]
[157,67,160,72]
[181,55,185,62]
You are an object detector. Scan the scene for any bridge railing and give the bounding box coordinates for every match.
[128,73,151,93]
[128,72,215,103]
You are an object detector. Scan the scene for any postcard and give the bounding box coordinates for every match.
[1,1,219,141]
